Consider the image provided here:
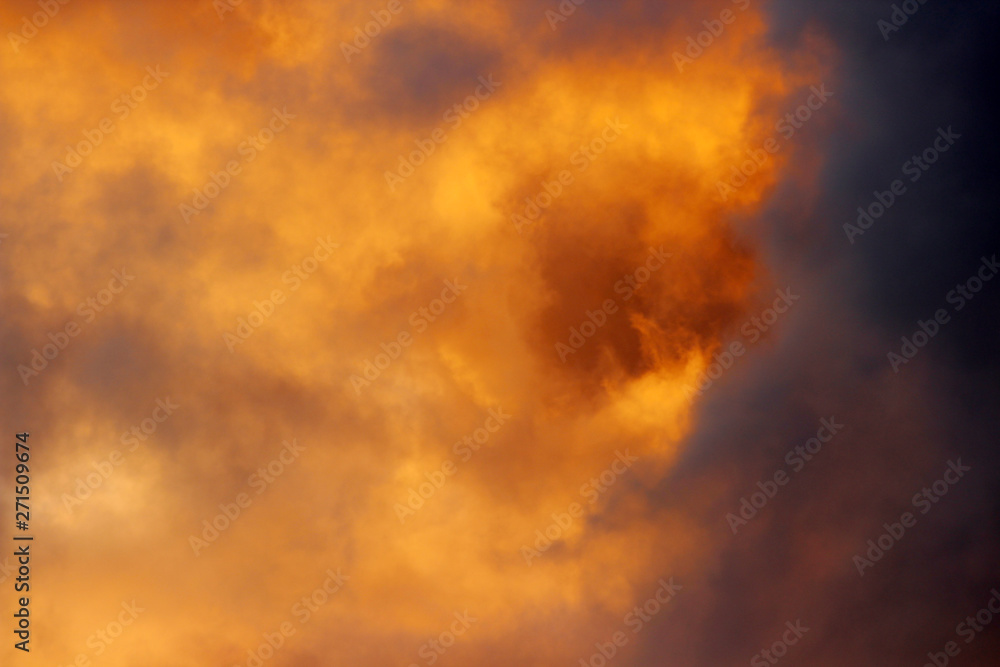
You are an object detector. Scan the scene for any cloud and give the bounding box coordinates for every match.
[2,0,995,665]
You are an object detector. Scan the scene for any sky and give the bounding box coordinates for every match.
[0,0,998,665]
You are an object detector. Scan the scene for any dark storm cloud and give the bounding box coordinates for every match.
[625,1,1000,665]
[766,0,1000,338]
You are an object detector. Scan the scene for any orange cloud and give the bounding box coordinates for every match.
[0,0,831,665]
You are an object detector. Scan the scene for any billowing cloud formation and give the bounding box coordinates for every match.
[2,0,996,665]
